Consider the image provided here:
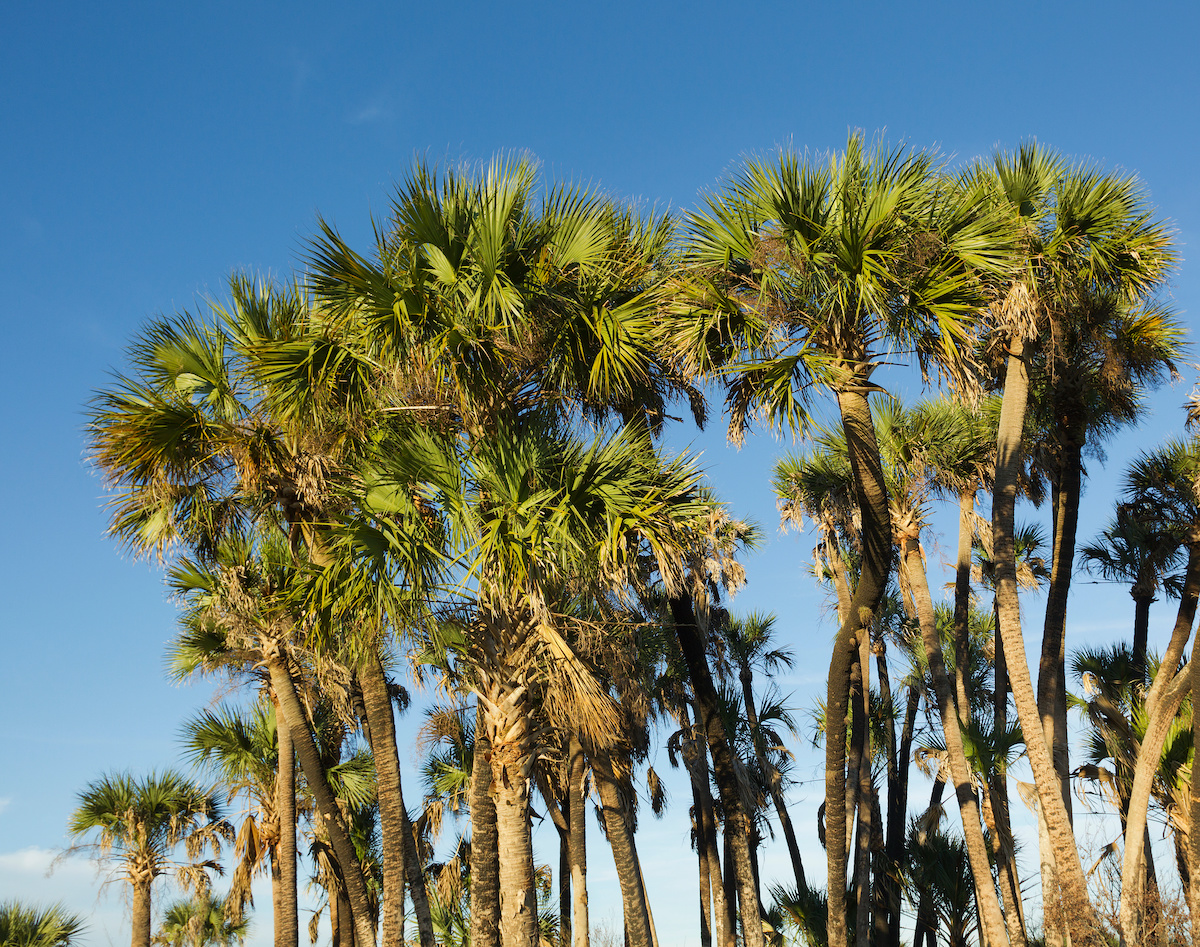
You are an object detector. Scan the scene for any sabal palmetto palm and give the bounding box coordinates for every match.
[181,700,291,939]
[0,902,84,947]
[1080,505,1185,686]
[973,143,1179,944]
[685,133,1009,946]
[782,398,1012,945]
[366,416,710,947]
[67,771,229,947]
[86,278,394,947]
[153,892,250,947]
[1110,439,1200,940]
[717,612,806,894]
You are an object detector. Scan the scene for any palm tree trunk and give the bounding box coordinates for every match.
[853,629,873,947]
[912,778,946,947]
[267,650,378,947]
[694,801,713,947]
[275,692,299,947]
[669,593,764,947]
[130,875,152,947]
[1118,542,1200,943]
[884,682,920,947]
[723,826,739,943]
[902,534,1011,947]
[827,384,894,947]
[360,656,434,947]
[953,489,977,722]
[992,339,1097,942]
[471,704,501,947]
[568,733,589,947]
[1132,593,1153,688]
[594,750,654,947]
[739,668,806,890]
[481,669,538,947]
[1040,453,1082,812]
[685,700,731,947]
[560,812,572,947]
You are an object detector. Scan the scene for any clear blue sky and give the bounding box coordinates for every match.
[3,2,1199,944]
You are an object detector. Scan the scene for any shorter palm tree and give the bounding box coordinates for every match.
[66,771,230,947]
[0,902,84,947]
[153,892,250,947]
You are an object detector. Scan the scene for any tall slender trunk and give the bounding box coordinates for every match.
[953,489,978,723]
[853,629,873,947]
[991,594,1025,941]
[884,683,920,947]
[846,652,865,846]
[560,800,572,947]
[739,666,806,890]
[669,593,764,947]
[267,650,378,947]
[568,733,589,947]
[992,340,1097,942]
[274,692,299,947]
[471,705,501,947]
[902,534,1011,947]
[360,656,433,947]
[723,825,739,943]
[481,668,538,947]
[875,643,897,947]
[827,384,894,947]
[130,875,152,947]
[1132,592,1153,689]
[912,778,946,947]
[594,750,654,947]
[694,800,713,947]
[687,699,732,947]
[1119,542,1200,943]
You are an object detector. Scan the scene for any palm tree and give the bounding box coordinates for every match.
[976,143,1178,945]
[684,134,1009,946]
[718,613,806,894]
[1111,439,1200,941]
[87,281,390,947]
[777,399,1011,945]
[366,416,711,947]
[1080,506,1185,686]
[66,771,229,947]
[181,700,294,943]
[153,892,250,947]
[0,903,84,947]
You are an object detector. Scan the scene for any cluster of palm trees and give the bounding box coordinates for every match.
[56,135,1200,947]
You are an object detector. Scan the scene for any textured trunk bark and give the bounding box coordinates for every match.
[130,876,152,947]
[846,651,865,847]
[1119,543,1200,944]
[471,705,501,947]
[902,535,1011,947]
[669,593,764,947]
[874,644,896,947]
[953,489,977,724]
[694,800,713,947]
[853,630,873,947]
[560,820,572,947]
[481,668,538,947]
[826,384,894,947]
[274,691,299,947]
[336,886,355,947]
[267,651,378,947]
[723,826,739,944]
[992,340,1097,942]
[1040,448,1082,814]
[568,733,589,947]
[360,657,433,947]
[595,751,653,947]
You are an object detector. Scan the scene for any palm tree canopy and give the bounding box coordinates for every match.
[0,902,85,947]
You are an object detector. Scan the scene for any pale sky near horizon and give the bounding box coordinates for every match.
[3,2,1200,944]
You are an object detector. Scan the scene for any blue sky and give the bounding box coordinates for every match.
[3,1,1200,944]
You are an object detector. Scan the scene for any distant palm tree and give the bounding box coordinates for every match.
[153,892,249,947]
[66,771,229,947]
[0,902,84,947]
